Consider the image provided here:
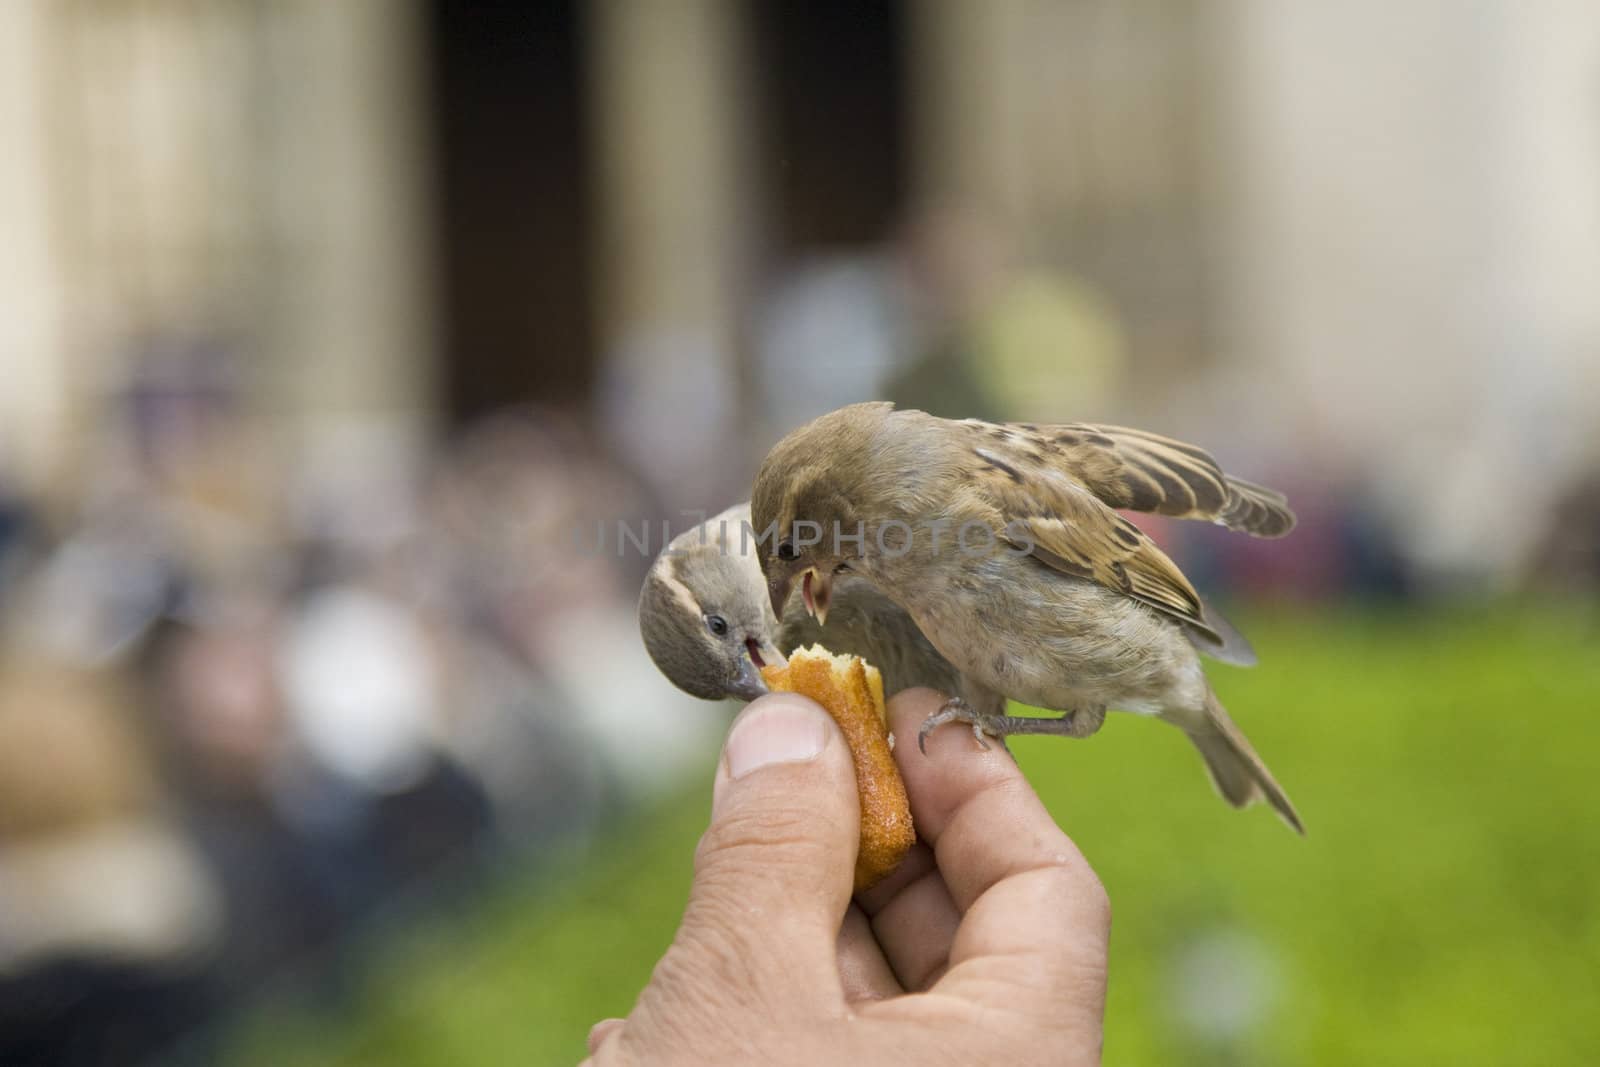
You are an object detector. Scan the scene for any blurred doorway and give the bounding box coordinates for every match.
[428,1,595,423]
[751,0,909,254]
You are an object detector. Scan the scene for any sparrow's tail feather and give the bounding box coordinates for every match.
[1187,688,1304,834]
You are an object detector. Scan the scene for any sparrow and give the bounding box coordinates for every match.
[750,402,1304,832]
[638,503,993,716]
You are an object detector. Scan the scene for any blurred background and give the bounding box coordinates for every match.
[1,1,1597,1064]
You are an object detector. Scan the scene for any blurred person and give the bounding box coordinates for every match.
[428,408,645,602]
[13,347,282,671]
[423,613,613,853]
[598,331,748,516]
[959,270,1127,424]
[754,251,922,429]
[425,411,722,800]
[886,203,1128,424]
[584,689,1108,1065]
[0,470,38,613]
[143,609,358,1003]
[751,206,987,433]
[19,502,186,669]
[1165,481,1392,605]
[1530,465,1600,599]
[273,579,493,893]
[1151,417,1414,604]
[277,584,444,803]
[755,202,1129,433]
[110,341,284,595]
[0,652,223,1067]
[143,581,496,1023]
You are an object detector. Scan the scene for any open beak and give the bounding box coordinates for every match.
[768,565,834,626]
[729,636,784,702]
[799,567,832,627]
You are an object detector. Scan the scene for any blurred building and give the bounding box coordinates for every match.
[4,0,1597,587]
[1,2,1598,1062]
[0,0,435,506]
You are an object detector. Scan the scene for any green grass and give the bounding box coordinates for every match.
[226,605,1600,1066]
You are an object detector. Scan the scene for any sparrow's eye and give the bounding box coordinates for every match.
[704,614,729,637]
[777,540,799,562]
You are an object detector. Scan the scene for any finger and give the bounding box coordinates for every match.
[888,690,1110,1010]
[586,1018,624,1055]
[890,689,1104,914]
[854,843,959,990]
[674,693,860,1010]
[836,903,901,1003]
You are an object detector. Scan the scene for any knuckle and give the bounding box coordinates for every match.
[685,808,843,937]
[1075,865,1111,931]
[696,802,842,874]
[1031,841,1110,932]
[692,838,820,912]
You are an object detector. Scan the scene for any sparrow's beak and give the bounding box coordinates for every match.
[799,567,832,627]
[768,564,836,626]
[728,636,782,702]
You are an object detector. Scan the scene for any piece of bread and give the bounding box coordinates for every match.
[760,645,914,890]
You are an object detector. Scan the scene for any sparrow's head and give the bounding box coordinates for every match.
[751,402,896,626]
[638,505,784,702]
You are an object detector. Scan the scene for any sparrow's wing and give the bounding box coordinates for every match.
[981,420,1295,537]
[963,439,1217,639]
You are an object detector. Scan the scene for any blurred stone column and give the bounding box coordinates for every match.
[908,0,1208,243]
[260,0,437,474]
[907,0,1030,222]
[905,0,1208,422]
[0,1,67,492]
[586,0,756,510]
[1477,0,1600,456]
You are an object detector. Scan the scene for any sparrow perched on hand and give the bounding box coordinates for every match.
[639,503,994,717]
[751,402,1304,832]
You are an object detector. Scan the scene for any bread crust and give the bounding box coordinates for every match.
[761,645,914,890]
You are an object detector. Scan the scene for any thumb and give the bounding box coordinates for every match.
[678,693,860,1005]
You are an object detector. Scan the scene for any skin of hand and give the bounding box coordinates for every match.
[750,402,1304,832]
[583,689,1110,1067]
[639,503,1004,718]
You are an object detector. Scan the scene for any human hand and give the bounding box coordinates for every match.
[584,688,1110,1065]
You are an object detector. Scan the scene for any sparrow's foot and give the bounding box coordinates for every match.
[917,698,1005,754]
[918,702,1108,754]
[996,705,1107,740]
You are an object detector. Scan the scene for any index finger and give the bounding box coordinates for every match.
[888,690,1110,1006]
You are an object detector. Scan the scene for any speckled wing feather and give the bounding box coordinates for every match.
[954,419,1238,640]
[959,441,1211,641]
[980,420,1295,538]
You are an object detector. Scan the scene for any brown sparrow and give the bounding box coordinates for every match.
[750,402,1304,832]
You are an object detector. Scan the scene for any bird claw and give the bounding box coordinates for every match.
[917,698,1001,755]
[918,701,1105,754]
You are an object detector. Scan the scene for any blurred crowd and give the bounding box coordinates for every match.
[3,233,1596,1067]
[7,233,1600,1062]
[0,360,724,1065]
[2,4,1597,1064]
[2,4,1596,1064]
